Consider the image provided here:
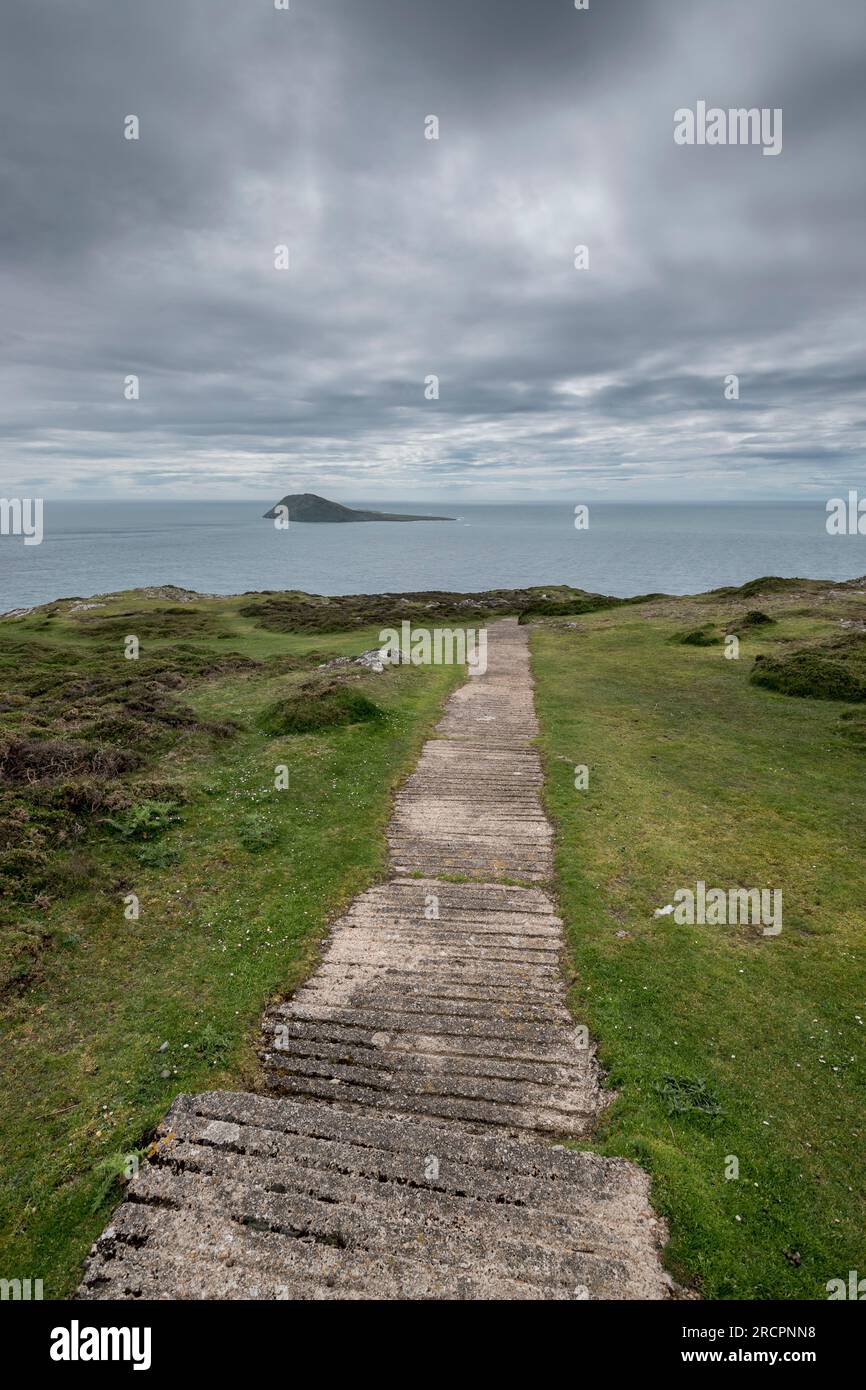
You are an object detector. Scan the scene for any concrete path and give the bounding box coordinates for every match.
[79,620,670,1300]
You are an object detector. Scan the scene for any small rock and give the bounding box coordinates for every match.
[319,649,386,673]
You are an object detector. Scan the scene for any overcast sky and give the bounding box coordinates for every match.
[1,0,864,501]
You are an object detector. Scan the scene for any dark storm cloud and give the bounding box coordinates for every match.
[0,0,864,499]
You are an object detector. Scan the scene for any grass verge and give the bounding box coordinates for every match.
[530,589,866,1299]
[0,590,462,1295]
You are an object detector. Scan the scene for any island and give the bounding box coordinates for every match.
[263,493,455,523]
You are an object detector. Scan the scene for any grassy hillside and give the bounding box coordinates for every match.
[530,577,866,1298]
[0,586,472,1296]
[3,575,863,1300]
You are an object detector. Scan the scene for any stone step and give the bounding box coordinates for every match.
[257,1069,596,1135]
[303,965,565,1002]
[259,1031,593,1086]
[315,950,563,984]
[341,909,563,936]
[79,1094,668,1300]
[291,983,572,1025]
[262,1051,598,1115]
[262,1017,591,1067]
[276,1000,582,1047]
[359,878,558,911]
[326,937,564,966]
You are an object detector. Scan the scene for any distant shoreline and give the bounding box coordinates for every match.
[4,573,865,623]
[3,500,864,614]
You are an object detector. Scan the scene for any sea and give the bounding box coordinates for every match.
[2,499,865,612]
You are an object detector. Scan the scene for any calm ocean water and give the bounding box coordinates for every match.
[2,500,865,611]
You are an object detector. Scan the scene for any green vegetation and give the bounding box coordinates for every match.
[516,591,667,625]
[530,580,866,1298]
[239,583,608,634]
[708,575,829,601]
[0,588,463,1295]
[3,573,864,1301]
[673,626,720,647]
[733,610,775,633]
[257,676,385,736]
[751,631,866,702]
[517,594,621,623]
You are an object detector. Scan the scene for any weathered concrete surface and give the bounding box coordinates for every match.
[79,620,670,1300]
[388,623,552,880]
[261,878,607,1138]
[79,1093,670,1300]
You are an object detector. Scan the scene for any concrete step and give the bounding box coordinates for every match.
[79,1093,669,1301]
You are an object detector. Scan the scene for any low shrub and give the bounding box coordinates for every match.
[732,610,776,633]
[104,800,181,841]
[751,633,866,701]
[0,735,139,784]
[673,626,719,647]
[518,597,620,623]
[258,677,385,736]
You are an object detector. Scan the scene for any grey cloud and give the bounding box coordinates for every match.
[0,0,864,499]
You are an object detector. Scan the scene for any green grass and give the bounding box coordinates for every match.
[5,577,864,1301]
[530,595,866,1298]
[0,592,463,1296]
